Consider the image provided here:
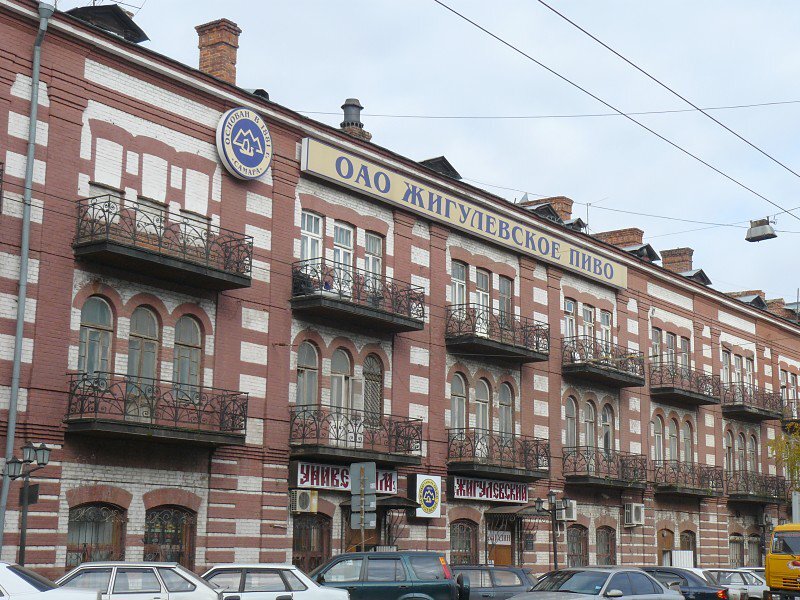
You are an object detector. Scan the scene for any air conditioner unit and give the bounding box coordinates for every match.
[557,500,578,522]
[624,502,645,527]
[289,490,318,514]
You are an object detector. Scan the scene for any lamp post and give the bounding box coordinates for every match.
[5,442,50,565]
[535,490,569,571]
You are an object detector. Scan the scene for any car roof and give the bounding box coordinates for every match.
[334,551,443,558]
[773,524,800,533]
[204,564,296,570]
[70,562,181,567]
[454,565,523,570]
[558,567,642,573]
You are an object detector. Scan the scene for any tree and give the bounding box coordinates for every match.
[769,422,800,490]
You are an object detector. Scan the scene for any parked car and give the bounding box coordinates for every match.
[704,569,768,600]
[640,566,730,600]
[0,562,98,600]
[203,563,348,600]
[511,567,682,600]
[734,569,765,581]
[58,562,218,600]
[452,566,537,600]
[310,551,469,600]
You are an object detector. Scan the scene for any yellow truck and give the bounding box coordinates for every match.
[766,523,800,600]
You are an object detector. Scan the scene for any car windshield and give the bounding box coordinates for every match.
[773,532,800,555]
[534,570,609,594]
[8,565,58,591]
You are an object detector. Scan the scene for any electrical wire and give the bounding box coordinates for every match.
[430,0,800,223]
[536,0,800,211]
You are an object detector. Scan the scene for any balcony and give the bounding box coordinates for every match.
[653,460,724,497]
[73,195,253,290]
[563,446,648,489]
[444,304,549,363]
[288,404,423,467]
[562,336,645,388]
[650,363,721,407]
[291,259,425,333]
[782,401,800,433]
[446,428,550,482]
[721,382,783,422]
[726,471,788,503]
[65,372,248,446]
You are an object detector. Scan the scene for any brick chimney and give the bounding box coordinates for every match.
[594,228,644,248]
[195,18,241,85]
[519,196,573,221]
[661,247,693,273]
[340,98,372,142]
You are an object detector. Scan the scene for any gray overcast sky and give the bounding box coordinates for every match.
[60,1,800,301]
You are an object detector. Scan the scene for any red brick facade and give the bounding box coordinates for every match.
[0,0,793,578]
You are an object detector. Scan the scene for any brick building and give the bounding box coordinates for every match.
[0,0,796,577]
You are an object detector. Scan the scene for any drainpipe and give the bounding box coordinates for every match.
[0,1,56,554]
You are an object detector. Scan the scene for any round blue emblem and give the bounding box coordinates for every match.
[216,107,273,180]
[419,478,439,515]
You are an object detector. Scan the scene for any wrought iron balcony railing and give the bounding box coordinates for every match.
[726,470,787,502]
[653,460,724,495]
[66,372,248,444]
[562,336,645,382]
[289,404,423,461]
[445,304,549,357]
[74,194,253,287]
[291,258,425,325]
[447,428,550,475]
[650,363,722,403]
[720,382,783,419]
[563,446,648,486]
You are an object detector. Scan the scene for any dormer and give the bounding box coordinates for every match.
[419,156,462,180]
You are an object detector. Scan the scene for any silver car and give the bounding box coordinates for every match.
[58,563,219,600]
[511,567,682,600]
[704,569,767,600]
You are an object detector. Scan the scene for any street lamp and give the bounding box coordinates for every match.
[535,491,570,571]
[5,442,50,566]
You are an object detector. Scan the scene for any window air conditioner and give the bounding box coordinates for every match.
[557,500,578,521]
[624,502,645,527]
[289,489,318,514]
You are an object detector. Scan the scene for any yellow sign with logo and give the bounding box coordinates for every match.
[301,138,627,288]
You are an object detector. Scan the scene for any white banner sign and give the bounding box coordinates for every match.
[296,462,397,494]
[451,476,528,504]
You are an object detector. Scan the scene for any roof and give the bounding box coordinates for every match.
[681,269,712,286]
[735,294,769,310]
[621,243,660,262]
[525,203,564,225]
[419,156,462,180]
[66,5,149,43]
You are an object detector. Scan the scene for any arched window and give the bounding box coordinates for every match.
[475,379,490,432]
[654,417,664,462]
[173,315,201,398]
[144,505,196,570]
[66,503,127,567]
[668,418,679,461]
[737,433,746,471]
[296,342,318,407]
[128,306,158,382]
[748,435,758,473]
[597,526,617,566]
[601,405,614,455]
[499,383,513,439]
[680,530,697,566]
[78,297,113,377]
[584,402,596,448]
[567,525,589,567]
[330,349,352,412]
[450,520,479,565]
[725,431,735,472]
[658,528,675,566]
[565,397,578,448]
[682,422,693,463]
[363,354,384,421]
[451,373,467,429]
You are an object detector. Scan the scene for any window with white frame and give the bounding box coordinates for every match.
[668,419,679,461]
[475,379,490,432]
[665,333,677,365]
[499,276,513,328]
[565,397,578,448]
[498,383,513,439]
[333,222,354,293]
[654,417,664,462]
[679,337,690,371]
[330,349,352,412]
[582,306,595,339]
[451,261,467,318]
[364,232,383,291]
[745,357,754,386]
[564,299,576,338]
[475,270,490,335]
[600,311,612,351]
[682,422,693,463]
[584,402,596,448]
[652,327,662,366]
[733,355,743,384]
[451,373,467,429]
[300,211,322,263]
[722,351,731,384]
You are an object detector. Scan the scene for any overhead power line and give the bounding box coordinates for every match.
[431,0,800,223]
[297,98,800,121]
[536,0,800,219]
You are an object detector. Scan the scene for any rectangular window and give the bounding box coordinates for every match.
[582,305,595,339]
[364,233,383,283]
[734,355,743,384]
[564,299,576,338]
[300,211,322,263]
[781,370,789,399]
[652,327,662,366]
[451,261,467,307]
[333,222,354,295]
[680,337,690,370]
[476,270,490,336]
[792,373,798,400]
[722,351,731,384]
[745,357,754,386]
[499,276,513,328]
[600,311,612,350]
[666,332,677,365]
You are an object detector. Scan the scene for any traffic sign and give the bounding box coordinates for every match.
[350,462,377,494]
[350,511,377,530]
[351,493,377,512]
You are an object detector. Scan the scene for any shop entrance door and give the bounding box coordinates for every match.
[487,528,514,566]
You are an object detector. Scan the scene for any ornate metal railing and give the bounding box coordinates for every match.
[562,336,645,378]
[447,428,550,472]
[726,470,787,501]
[74,194,253,278]
[291,258,425,321]
[650,363,721,399]
[289,404,423,457]
[563,446,648,483]
[66,372,248,435]
[653,460,724,494]
[445,304,549,354]
[720,382,783,415]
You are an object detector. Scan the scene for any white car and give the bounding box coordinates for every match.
[203,564,348,600]
[704,569,768,600]
[58,562,219,600]
[0,562,98,600]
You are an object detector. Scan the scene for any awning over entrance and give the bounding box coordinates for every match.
[484,503,546,518]
[340,495,420,510]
